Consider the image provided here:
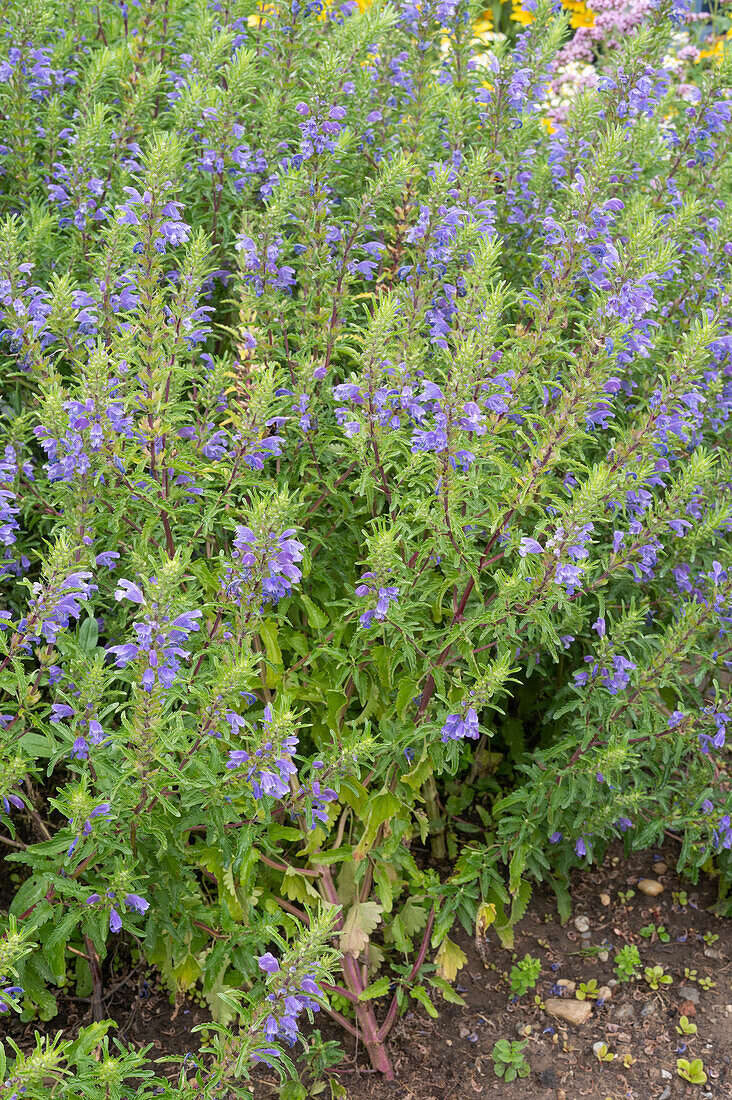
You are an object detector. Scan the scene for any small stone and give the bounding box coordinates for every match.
[599,892,611,906]
[637,878,664,897]
[598,950,609,963]
[653,861,668,874]
[614,1003,635,1021]
[679,1000,696,1018]
[659,1088,671,1100]
[704,947,723,961]
[580,931,591,941]
[608,979,618,988]
[545,998,593,1027]
[593,1041,607,1057]
[640,1001,658,1018]
[574,915,590,933]
[661,1069,672,1080]
[597,986,612,1002]
[678,984,700,1005]
[539,1068,559,1088]
[557,979,576,993]
[459,1025,471,1038]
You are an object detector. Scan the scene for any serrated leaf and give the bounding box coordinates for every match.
[410,983,438,1018]
[66,1020,114,1059]
[399,897,427,937]
[434,937,467,982]
[339,901,383,956]
[395,676,420,720]
[353,790,401,859]
[299,594,329,630]
[171,953,202,992]
[359,975,390,1001]
[281,868,322,904]
[429,975,467,1005]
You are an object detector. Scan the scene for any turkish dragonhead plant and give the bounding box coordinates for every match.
[0,0,731,1094]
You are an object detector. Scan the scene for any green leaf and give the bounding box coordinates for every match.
[280,1083,308,1100]
[66,1021,115,1060]
[353,790,401,858]
[257,620,283,687]
[43,908,82,983]
[429,975,466,1006]
[19,732,53,759]
[171,953,202,992]
[359,976,390,1001]
[409,984,438,1018]
[395,677,420,720]
[9,875,50,919]
[78,616,99,652]
[281,867,322,904]
[299,594,329,630]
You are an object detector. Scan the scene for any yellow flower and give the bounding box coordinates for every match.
[511,4,535,24]
[504,0,595,28]
[570,7,595,27]
[247,1,276,27]
[698,29,732,62]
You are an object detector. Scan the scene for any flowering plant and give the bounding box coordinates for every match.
[0,0,731,1093]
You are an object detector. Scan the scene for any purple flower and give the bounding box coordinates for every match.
[50,703,75,721]
[356,572,399,628]
[124,893,149,914]
[109,580,202,691]
[251,1048,281,1067]
[222,526,304,608]
[95,552,120,570]
[114,579,144,604]
[575,837,587,857]
[258,952,280,974]
[440,708,479,742]
[554,563,584,595]
[109,907,122,933]
[519,537,543,556]
[25,571,97,645]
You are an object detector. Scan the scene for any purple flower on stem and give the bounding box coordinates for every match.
[356,572,399,628]
[222,526,304,607]
[124,893,149,914]
[519,537,543,556]
[109,580,202,691]
[258,952,280,974]
[440,708,480,742]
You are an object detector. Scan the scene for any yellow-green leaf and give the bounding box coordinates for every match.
[435,937,467,982]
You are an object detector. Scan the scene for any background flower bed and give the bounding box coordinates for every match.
[0,0,731,1095]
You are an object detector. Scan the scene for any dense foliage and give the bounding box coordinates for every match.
[0,0,731,1094]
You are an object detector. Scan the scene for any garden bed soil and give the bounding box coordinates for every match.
[5,844,732,1099]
